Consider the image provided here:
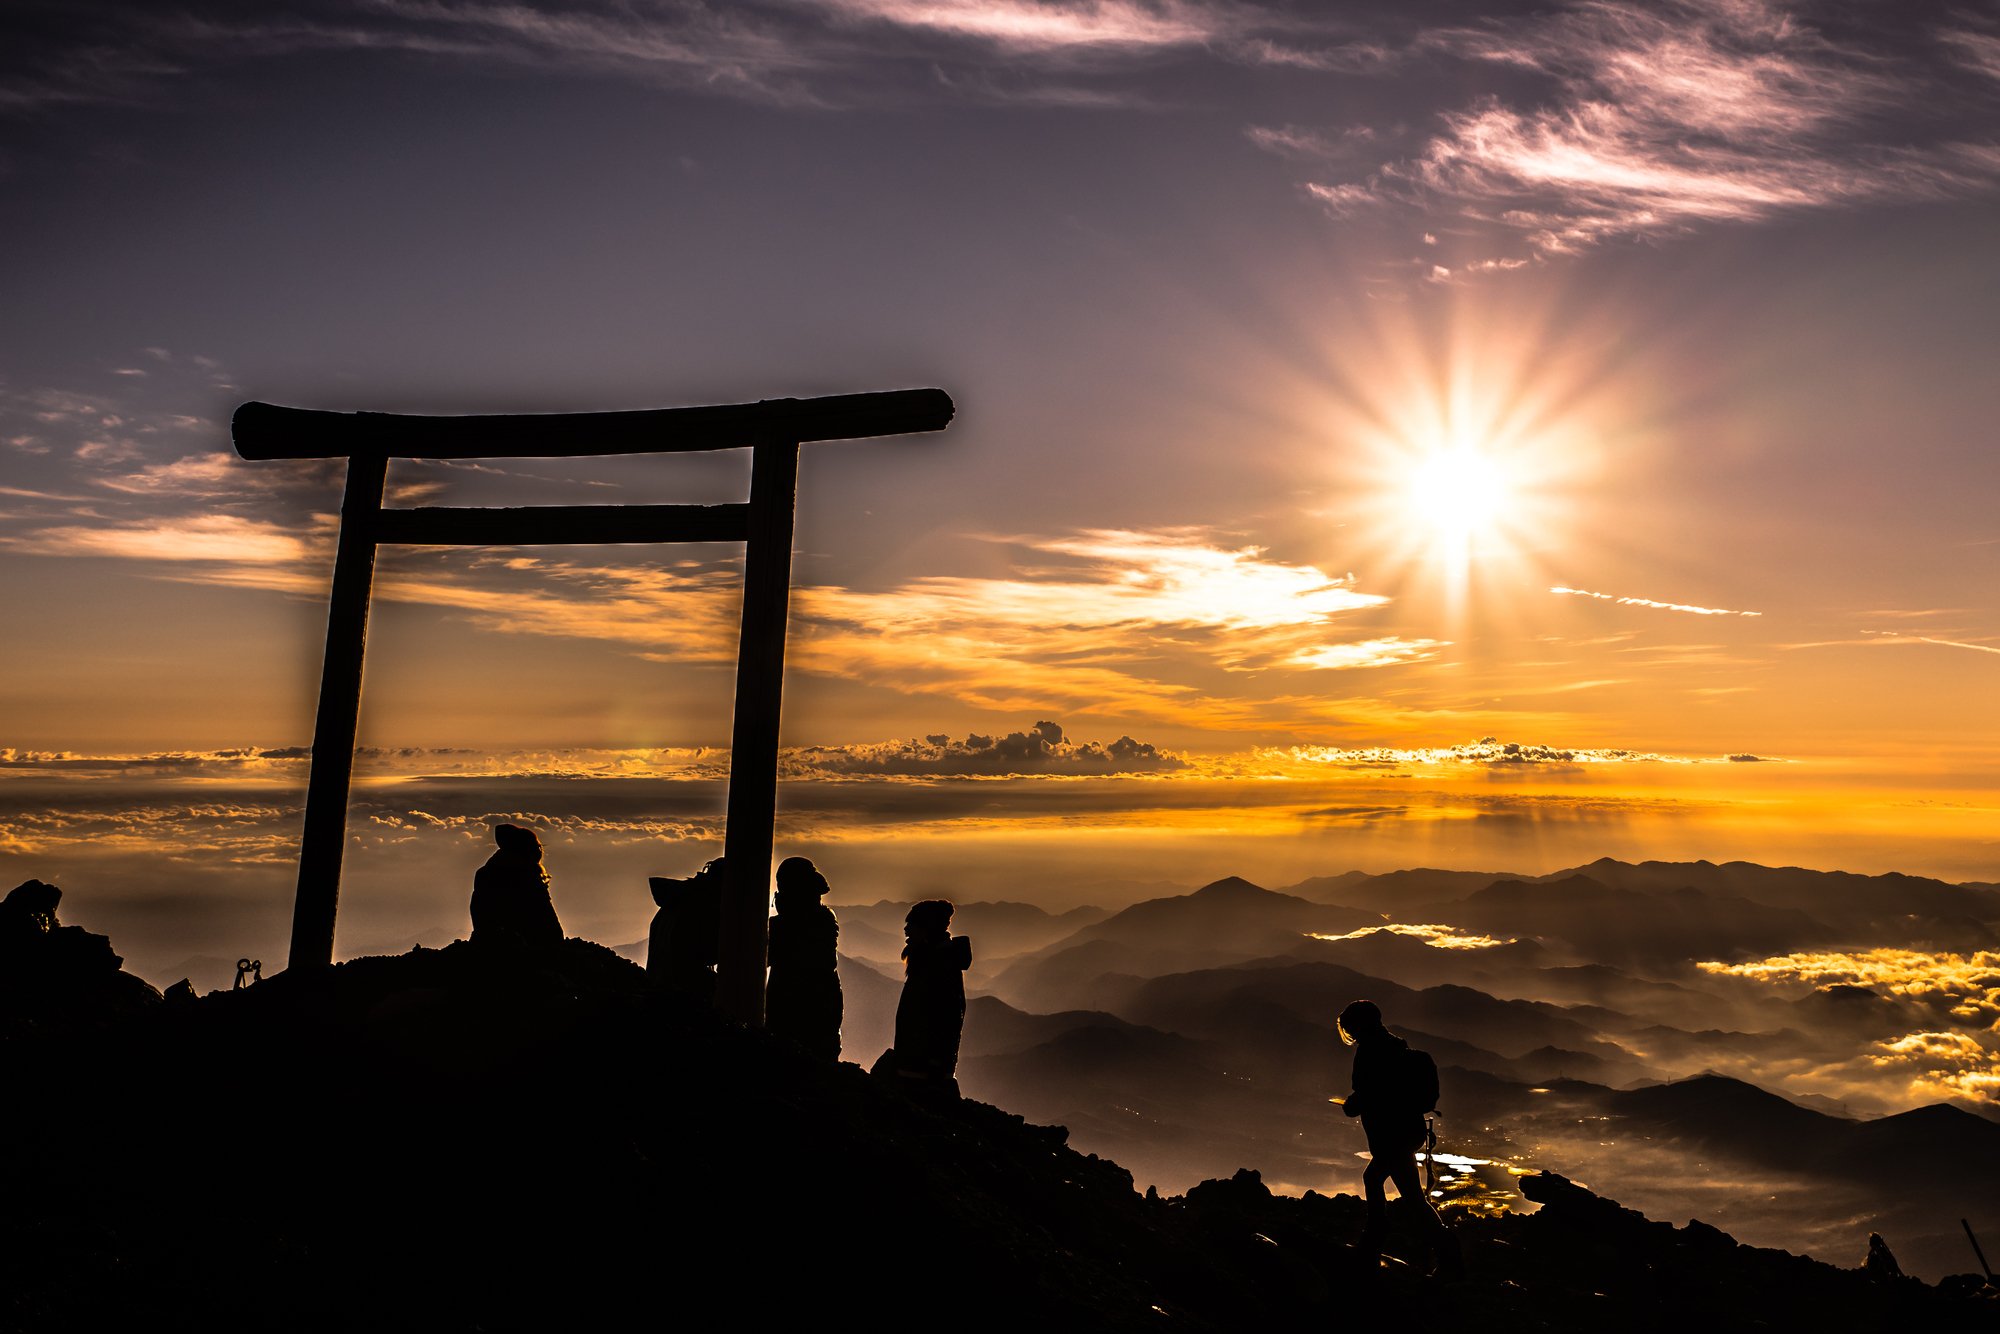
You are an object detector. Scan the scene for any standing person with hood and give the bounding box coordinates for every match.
[885,899,971,1091]
[765,856,843,1061]
[1337,998,1462,1278]
[470,824,564,955]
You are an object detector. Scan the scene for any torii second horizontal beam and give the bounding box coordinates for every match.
[372,503,751,546]
[232,388,953,460]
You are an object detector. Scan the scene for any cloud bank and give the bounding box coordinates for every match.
[786,720,1187,776]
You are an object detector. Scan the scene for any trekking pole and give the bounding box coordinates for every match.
[1965,1219,1993,1282]
[1423,1115,1439,1196]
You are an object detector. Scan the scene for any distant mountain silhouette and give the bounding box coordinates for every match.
[1287,858,2000,955]
[1438,874,1839,966]
[987,937,1156,1013]
[831,949,903,1060]
[959,994,1175,1058]
[1287,922,1548,983]
[1610,1074,2000,1187]
[829,916,906,962]
[1283,867,1515,913]
[1786,983,1918,1039]
[990,878,1380,1005]
[1542,859,2000,951]
[1120,961,1632,1069]
[1465,961,1746,1033]
[830,898,1108,964]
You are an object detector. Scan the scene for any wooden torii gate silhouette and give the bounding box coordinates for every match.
[232,388,954,1025]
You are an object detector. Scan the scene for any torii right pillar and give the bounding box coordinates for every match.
[716,438,801,1026]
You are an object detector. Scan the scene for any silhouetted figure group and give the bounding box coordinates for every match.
[766,856,843,1061]
[1338,998,1462,1279]
[470,824,563,955]
[461,830,977,1093]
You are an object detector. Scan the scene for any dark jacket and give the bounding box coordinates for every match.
[1344,1032,1433,1153]
[894,931,972,1079]
[766,890,842,1060]
[470,848,563,952]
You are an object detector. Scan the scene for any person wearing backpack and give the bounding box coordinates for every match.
[1337,998,1463,1278]
[647,857,728,1003]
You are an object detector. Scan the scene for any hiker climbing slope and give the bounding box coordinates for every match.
[1337,998,1462,1278]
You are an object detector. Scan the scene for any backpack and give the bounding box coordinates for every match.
[648,861,726,973]
[1402,1046,1440,1116]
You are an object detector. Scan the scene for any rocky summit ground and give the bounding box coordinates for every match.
[3,940,1993,1331]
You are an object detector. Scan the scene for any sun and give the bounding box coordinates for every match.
[1334,399,1580,623]
[1404,440,1513,548]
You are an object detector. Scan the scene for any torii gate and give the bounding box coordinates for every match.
[232,388,954,1025]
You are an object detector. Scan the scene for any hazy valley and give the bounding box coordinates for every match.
[819,859,2000,1280]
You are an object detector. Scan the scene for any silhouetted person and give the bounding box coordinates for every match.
[0,879,62,956]
[1,878,158,1018]
[2,878,119,977]
[470,824,563,955]
[885,899,971,1090]
[648,857,726,1003]
[1865,1232,1904,1281]
[1338,998,1461,1278]
[765,856,842,1060]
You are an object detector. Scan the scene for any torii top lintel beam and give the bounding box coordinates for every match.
[232,388,953,461]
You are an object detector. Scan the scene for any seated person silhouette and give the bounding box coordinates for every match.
[469,824,564,955]
[1337,998,1461,1278]
[1864,1232,1903,1281]
[877,899,971,1092]
[765,856,843,1061]
[2,878,157,1019]
[648,857,726,1003]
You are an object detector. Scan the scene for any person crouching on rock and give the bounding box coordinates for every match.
[470,824,564,955]
[766,856,843,1061]
[887,899,972,1092]
[1337,998,1461,1278]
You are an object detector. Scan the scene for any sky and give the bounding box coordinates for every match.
[2,0,1998,973]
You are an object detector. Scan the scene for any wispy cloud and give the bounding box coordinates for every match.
[794,527,1441,725]
[1792,629,2000,656]
[1865,631,2000,657]
[0,0,1343,114]
[1295,0,2000,256]
[1,453,1438,728]
[13,0,1996,256]
[3,514,317,564]
[1941,27,2000,84]
[1286,636,1446,671]
[1244,122,1377,161]
[818,0,1229,52]
[1553,585,1762,617]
